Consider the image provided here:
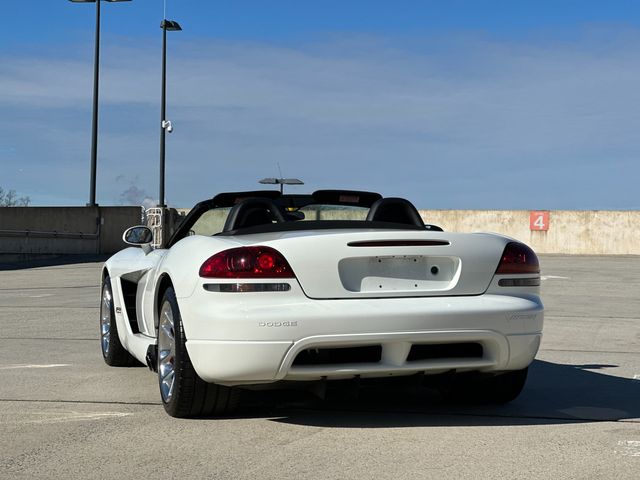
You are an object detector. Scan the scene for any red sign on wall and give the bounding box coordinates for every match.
[530,211,550,231]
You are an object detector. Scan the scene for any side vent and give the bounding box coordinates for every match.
[119,279,140,334]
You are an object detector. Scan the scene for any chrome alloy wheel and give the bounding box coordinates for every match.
[100,284,112,356]
[158,301,176,403]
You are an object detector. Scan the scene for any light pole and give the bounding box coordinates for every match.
[158,19,181,208]
[69,0,131,207]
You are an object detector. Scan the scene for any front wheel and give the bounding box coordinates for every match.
[100,275,138,367]
[157,287,239,418]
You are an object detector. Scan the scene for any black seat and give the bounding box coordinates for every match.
[366,197,425,227]
[222,198,286,232]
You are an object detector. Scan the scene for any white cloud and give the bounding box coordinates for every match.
[1,29,639,208]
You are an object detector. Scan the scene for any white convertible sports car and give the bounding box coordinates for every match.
[101,189,543,418]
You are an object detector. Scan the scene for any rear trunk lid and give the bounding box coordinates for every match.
[236,229,509,299]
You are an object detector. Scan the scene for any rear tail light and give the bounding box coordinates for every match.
[495,242,540,275]
[199,246,295,278]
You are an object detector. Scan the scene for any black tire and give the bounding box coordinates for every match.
[158,287,240,418]
[442,368,528,405]
[100,275,139,367]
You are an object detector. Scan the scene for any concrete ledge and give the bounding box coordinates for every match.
[0,206,142,258]
[166,208,640,255]
[1,206,637,257]
[418,210,640,255]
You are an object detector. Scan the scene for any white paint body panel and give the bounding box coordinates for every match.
[103,227,543,386]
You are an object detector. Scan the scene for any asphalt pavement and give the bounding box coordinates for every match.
[0,255,638,479]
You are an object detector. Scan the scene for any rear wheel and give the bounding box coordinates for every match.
[442,368,528,404]
[100,276,138,367]
[158,287,239,418]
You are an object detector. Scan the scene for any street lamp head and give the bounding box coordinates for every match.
[259,178,305,186]
[161,20,182,31]
[259,178,304,194]
[258,178,304,185]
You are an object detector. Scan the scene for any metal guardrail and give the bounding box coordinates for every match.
[0,228,99,239]
[146,207,164,248]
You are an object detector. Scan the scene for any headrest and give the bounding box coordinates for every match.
[365,197,425,227]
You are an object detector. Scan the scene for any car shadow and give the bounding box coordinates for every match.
[233,360,640,427]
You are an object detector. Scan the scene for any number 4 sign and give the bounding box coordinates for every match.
[530,211,550,231]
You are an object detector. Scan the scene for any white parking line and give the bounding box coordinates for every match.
[616,441,640,457]
[633,374,640,381]
[0,364,70,370]
[9,411,133,425]
[28,294,55,298]
[540,275,571,281]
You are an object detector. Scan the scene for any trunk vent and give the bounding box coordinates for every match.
[293,345,382,366]
[406,343,483,361]
[347,240,450,247]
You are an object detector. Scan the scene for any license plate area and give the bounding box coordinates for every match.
[339,255,460,293]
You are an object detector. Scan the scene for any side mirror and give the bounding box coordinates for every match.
[123,226,154,254]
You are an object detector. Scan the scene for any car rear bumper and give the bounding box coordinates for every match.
[182,290,543,385]
[187,331,541,385]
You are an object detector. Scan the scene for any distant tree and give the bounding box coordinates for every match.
[0,187,31,207]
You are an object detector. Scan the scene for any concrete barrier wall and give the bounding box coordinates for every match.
[176,207,639,255]
[0,206,142,261]
[1,207,637,258]
[418,210,640,255]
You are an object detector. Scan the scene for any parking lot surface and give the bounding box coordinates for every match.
[0,255,639,479]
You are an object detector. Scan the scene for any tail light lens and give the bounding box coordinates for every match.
[495,242,540,275]
[199,246,295,278]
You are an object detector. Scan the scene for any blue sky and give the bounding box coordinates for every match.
[2,1,640,208]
